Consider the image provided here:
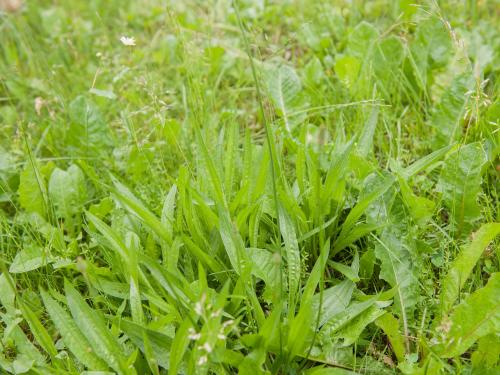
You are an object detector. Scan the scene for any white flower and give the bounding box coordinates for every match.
[210,309,222,318]
[188,328,201,341]
[120,36,136,46]
[197,355,207,365]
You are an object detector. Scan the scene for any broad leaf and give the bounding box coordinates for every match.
[437,142,487,235]
[431,73,474,148]
[18,161,46,218]
[68,95,112,155]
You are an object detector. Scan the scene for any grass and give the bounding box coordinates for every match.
[0,0,499,374]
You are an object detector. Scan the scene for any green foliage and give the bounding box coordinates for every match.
[0,1,498,374]
[437,142,488,235]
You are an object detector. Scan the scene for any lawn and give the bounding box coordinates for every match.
[0,0,499,374]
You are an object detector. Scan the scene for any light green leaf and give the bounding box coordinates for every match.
[278,203,301,306]
[247,247,280,290]
[9,245,49,273]
[40,289,108,371]
[410,17,452,88]
[314,280,355,327]
[48,164,86,225]
[438,273,500,358]
[347,21,379,59]
[265,64,304,132]
[437,142,488,235]
[375,313,406,362]
[68,95,112,154]
[18,299,58,358]
[335,304,386,346]
[374,229,418,319]
[431,73,474,148]
[64,280,129,374]
[18,161,46,218]
[335,56,360,88]
[440,223,500,313]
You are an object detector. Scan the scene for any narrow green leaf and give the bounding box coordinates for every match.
[18,300,58,358]
[375,313,406,362]
[440,223,500,313]
[64,280,129,374]
[40,289,108,371]
[438,273,500,358]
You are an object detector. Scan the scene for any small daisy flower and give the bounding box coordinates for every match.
[120,36,136,46]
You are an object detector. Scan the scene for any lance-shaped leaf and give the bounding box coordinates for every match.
[437,273,500,358]
[64,280,129,374]
[40,289,108,371]
[440,223,500,313]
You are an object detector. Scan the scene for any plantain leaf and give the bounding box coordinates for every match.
[18,299,58,358]
[40,289,109,371]
[64,280,130,374]
[265,64,304,132]
[278,203,301,307]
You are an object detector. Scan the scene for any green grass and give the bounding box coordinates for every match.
[0,0,499,374]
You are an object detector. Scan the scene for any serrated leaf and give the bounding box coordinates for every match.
[335,304,386,346]
[247,247,280,290]
[471,334,500,370]
[437,142,488,235]
[431,73,474,148]
[440,223,500,313]
[313,280,355,327]
[438,273,500,358]
[374,229,418,319]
